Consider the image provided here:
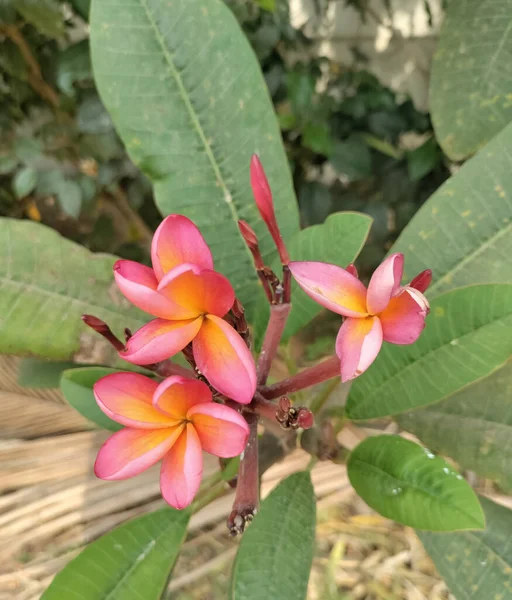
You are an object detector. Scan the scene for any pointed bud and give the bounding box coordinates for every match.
[250,154,290,265]
[238,220,259,251]
[296,408,314,430]
[346,263,358,278]
[409,269,432,293]
[82,314,125,352]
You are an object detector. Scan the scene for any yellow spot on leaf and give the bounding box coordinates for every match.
[239,99,245,110]
[469,221,476,228]
[130,138,141,147]
[495,185,506,198]
[432,207,439,215]
[461,210,471,217]
[435,307,445,317]
[480,95,501,107]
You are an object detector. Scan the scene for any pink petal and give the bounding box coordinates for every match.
[158,264,234,318]
[120,317,203,365]
[379,287,429,345]
[192,315,256,404]
[151,215,213,281]
[187,403,249,457]
[153,376,212,420]
[409,269,433,293]
[113,260,187,319]
[366,253,404,315]
[94,426,183,480]
[94,372,176,429]
[335,316,383,382]
[289,261,368,318]
[160,424,203,509]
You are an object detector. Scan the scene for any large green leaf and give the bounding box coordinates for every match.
[391,121,512,298]
[265,212,372,341]
[231,471,316,600]
[397,362,512,491]
[348,436,484,531]
[430,0,512,160]
[90,0,299,323]
[419,496,512,599]
[60,367,125,431]
[42,508,190,599]
[0,218,147,360]
[346,284,512,420]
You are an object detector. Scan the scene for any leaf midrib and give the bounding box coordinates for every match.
[351,459,482,528]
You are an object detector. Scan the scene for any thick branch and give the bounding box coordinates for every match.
[259,355,340,399]
[256,303,291,386]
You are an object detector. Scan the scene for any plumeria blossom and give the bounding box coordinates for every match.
[113,215,256,404]
[289,254,431,382]
[94,372,249,509]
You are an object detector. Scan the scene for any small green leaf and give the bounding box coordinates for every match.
[69,0,90,20]
[269,212,372,341]
[18,358,78,388]
[221,456,240,481]
[15,0,65,38]
[348,435,485,531]
[406,137,441,181]
[57,180,83,218]
[346,284,512,420]
[12,167,37,198]
[14,137,43,164]
[231,472,316,600]
[330,135,373,181]
[397,361,512,491]
[0,154,19,175]
[41,508,190,600]
[302,122,334,155]
[419,496,512,598]
[56,41,92,96]
[77,94,113,134]
[60,367,125,431]
[255,0,276,12]
[430,0,512,159]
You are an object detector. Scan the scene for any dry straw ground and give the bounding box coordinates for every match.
[0,355,463,600]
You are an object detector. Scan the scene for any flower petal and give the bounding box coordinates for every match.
[335,316,383,382]
[113,260,185,319]
[160,424,203,509]
[289,261,368,317]
[158,264,234,318]
[94,426,183,480]
[193,315,256,404]
[153,376,212,420]
[151,215,213,281]
[366,253,404,315]
[120,317,203,365]
[188,403,249,457]
[379,287,429,345]
[94,372,176,429]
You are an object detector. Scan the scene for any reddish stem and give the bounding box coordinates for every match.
[227,413,259,535]
[259,355,341,400]
[256,303,291,386]
[82,315,125,352]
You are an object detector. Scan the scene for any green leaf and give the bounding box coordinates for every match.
[12,167,37,198]
[69,0,91,20]
[77,93,114,134]
[348,435,484,531]
[231,472,316,600]
[60,367,124,431]
[330,135,373,181]
[57,179,83,218]
[346,284,512,420]
[0,218,147,360]
[0,154,19,175]
[90,0,299,324]
[391,121,512,297]
[56,41,92,96]
[269,212,372,341]
[397,362,512,491]
[430,0,512,160]
[15,0,65,38]
[418,496,512,598]
[302,122,334,156]
[406,137,441,181]
[255,0,276,12]
[18,358,78,388]
[41,508,190,600]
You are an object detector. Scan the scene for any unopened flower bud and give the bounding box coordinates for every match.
[409,269,432,293]
[346,263,358,278]
[238,220,259,251]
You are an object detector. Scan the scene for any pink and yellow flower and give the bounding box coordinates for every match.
[94,372,250,509]
[114,215,256,404]
[289,254,431,382]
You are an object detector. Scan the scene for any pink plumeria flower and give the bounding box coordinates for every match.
[94,372,249,509]
[289,254,431,382]
[114,215,256,404]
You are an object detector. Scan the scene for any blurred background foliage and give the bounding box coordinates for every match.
[0,0,450,275]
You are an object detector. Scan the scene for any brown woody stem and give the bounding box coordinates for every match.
[227,413,259,535]
[259,355,341,400]
[256,303,291,386]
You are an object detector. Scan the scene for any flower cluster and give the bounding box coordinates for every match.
[91,154,431,511]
